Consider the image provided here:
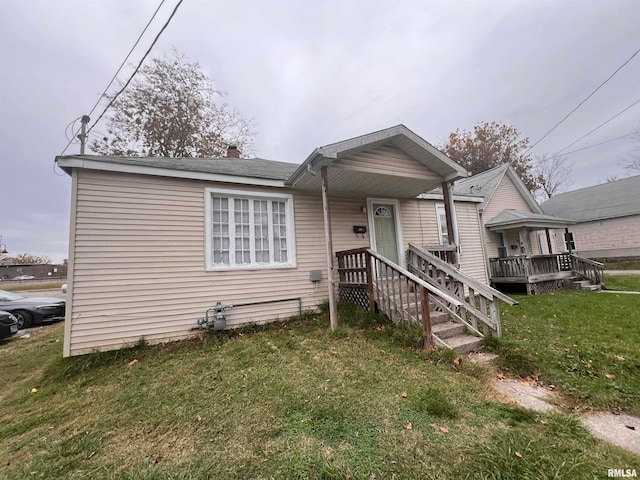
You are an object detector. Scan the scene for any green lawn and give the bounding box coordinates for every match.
[604,274,640,292]
[492,289,640,414]
[1,305,637,479]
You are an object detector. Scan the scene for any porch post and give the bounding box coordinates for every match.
[441,181,459,264]
[321,166,338,331]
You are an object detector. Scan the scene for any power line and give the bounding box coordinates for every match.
[87,0,184,137]
[554,97,640,155]
[526,46,640,154]
[86,0,167,119]
[58,0,169,157]
[543,134,633,161]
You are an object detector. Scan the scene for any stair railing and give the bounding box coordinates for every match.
[570,254,604,285]
[336,247,464,348]
[407,243,518,337]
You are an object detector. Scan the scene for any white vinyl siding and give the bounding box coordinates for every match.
[205,188,295,271]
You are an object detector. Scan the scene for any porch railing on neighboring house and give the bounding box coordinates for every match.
[423,244,458,265]
[407,244,517,337]
[489,253,604,286]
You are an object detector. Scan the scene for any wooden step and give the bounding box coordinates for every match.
[431,321,466,339]
[445,335,484,354]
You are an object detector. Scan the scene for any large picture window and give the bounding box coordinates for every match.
[206,189,296,270]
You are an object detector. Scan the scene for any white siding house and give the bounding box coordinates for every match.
[57,125,493,356]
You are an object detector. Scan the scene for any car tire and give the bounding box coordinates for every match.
[13,311,33,330]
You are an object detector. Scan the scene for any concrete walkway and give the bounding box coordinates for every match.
[494,377,640,455]
[604,270,640,275]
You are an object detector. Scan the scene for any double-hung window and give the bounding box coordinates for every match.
[206,188,296,270]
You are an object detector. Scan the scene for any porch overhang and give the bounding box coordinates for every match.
[285,125,469,198]
[486,209,575,232]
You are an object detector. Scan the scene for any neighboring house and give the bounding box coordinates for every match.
[429,164,601,294]
[542,175,640,261]
[56,125,507,357]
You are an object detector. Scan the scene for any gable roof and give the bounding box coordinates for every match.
[541,175,640,222]
[56,155,298,187]
[485,209,575,231]
[287,124,469,186]
[449,163,542,213]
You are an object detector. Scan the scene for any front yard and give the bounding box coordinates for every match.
[0,298,638,479]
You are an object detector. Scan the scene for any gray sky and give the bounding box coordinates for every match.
[1,0,639,263]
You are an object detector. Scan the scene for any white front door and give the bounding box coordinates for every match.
[371,203,400,265]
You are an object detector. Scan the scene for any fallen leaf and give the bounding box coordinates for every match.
[532,371,540,381]
[428,344,437,353]
[616,355,625,361]
[626,425,636,431]
[453,357,461,367]
[515,452,523,458]
[403,422,412,430]
[605,374,615,379]
[31,388,38,394]
[196,415,202,422]
[496,373,505,380]
[128,359,139,366]
[400,392,407,398]
[154,456,163,464]
[439,426,449,433]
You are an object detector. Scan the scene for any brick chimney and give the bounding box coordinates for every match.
[226,145,240,158]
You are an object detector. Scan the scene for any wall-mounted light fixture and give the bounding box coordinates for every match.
[361,206,367,214]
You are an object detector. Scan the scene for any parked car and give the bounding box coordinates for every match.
[0,290,65,329]
[13,275,36,280]
[0,310,18,339]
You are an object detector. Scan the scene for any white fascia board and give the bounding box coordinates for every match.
[419,193,484,203]
[57,157,286,188]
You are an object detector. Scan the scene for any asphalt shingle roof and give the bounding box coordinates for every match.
[485,209,574,228]
[57,155,299,181]
[541,175,640,222]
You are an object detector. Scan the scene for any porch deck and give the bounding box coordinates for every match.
[489,253,604,294]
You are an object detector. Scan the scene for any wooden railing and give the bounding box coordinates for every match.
[423,244,458,265]
[336,247,464,348]
[571,254,604,285]
[489,253,604,286]
[407,244,517,337]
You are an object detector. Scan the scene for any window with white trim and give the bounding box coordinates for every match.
[435,204,449,245]
[206,189,296,270]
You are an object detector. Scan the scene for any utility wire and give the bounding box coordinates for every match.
[542,134,633,161]
[86,0,167,119]
[58,0,169,157]
[526,46,640,154]
[554,97,640,155]
[86,0,184,137]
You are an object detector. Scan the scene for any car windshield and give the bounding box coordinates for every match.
[0,290,24,301]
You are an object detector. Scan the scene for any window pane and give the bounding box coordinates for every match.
[212,196,230,265]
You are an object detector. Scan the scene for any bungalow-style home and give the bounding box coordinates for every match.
[56,125,517,357]
[541,175,640,261]
[432,164,603,294]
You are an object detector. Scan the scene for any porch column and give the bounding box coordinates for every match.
[321,166,338,330]
[441,181,459,264]
[518,229,532,255]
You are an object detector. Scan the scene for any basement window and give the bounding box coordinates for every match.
[205,188,296,270]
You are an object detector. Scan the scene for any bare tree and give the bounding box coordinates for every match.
[8,254,51,264]
[440,121,538,191]
[91,50,255,158]
[621,122,640,175]
[532,153,573,202]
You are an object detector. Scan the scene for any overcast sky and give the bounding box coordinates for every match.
[1,0,639,263]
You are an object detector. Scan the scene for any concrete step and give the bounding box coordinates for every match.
[413,310,450,325]
[445,334,484,354]
[582,284,602,291]
[574,280,592,288]
[431,321,466,339]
